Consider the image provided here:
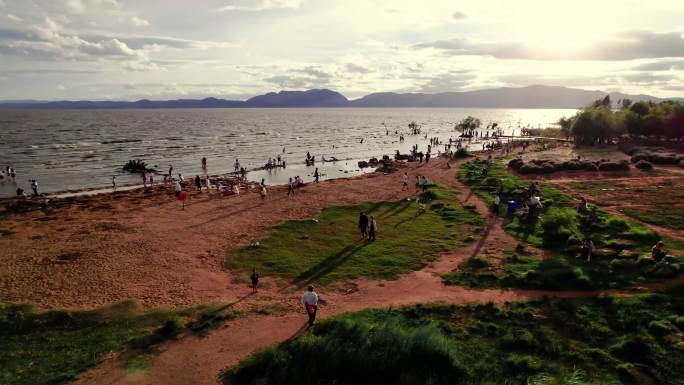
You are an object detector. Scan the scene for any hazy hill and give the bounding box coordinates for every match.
[0,85,681,109]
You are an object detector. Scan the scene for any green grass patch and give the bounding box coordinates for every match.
[0,301,240,385]
[619,205,684,231]
[455,159,683,290]
[224,288,684,385]
[228,185,484,285]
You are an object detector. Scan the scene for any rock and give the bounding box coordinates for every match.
[357,161,369,168]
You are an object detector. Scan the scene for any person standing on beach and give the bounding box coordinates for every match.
[195,175,202,191]
[142,172,148,190]
[358,212,369,240]
[234,159,240,173]
[168,165,173,179]
[260,184,267,200]
[401,172,408,191]
[314,168,320,183]
[30,179,38,196]
[368,216,377,241]
[287,177,296,197]
[250,268,259,293]
[421,176,429,192]
[175,179,182,196]
[201,157,207,170]
[302,286,319,326]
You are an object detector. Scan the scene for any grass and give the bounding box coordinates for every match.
[224,288,684,385]
[0,300,239,385]
[228,185,484,285]
[453,159,683,290]
[619,206,684,231]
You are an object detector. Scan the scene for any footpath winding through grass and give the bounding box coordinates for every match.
[444,159,684,290]
[225,286,684,385]
[228,185,484,285]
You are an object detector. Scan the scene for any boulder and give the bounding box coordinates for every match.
[635,160,653,170]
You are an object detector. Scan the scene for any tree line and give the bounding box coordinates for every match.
[558,96,684,144]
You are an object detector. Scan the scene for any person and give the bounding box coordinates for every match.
[519,202,529,220]
[528,193,542,218]
[168,165,173,178]
[16,187,26,199]
[195,175,202,191]
[425,152,431,163]
[302,286,319,326]
[201,157,207,170]
[250,268,259,293]
[112,176,116,191]
[234,159,240,173]
[421,176,429,192]
[314,168,320,183]
[401,172,408,191]
[287,177,296,197]
[359,212,369,240]
[178,173,184,183]
[651,241,667,263]
[175,179,182,196]
[240,167,247,180]
[30,179,38,196]
[142,172,148,190]
[581,238,595,261]
[415,175,421,191]
[260,185,267,200]
[492,194,501,217]
[233,182,240,195]
[368,215,377,241]
[576,197,589,213]
[260,178,266,188]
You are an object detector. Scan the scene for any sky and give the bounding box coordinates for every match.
[1,0,684,100]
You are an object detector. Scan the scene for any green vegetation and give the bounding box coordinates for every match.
[560,97,684,144]
[454,159,683,290]
[228,185,484,285]
[0,301,185,385]
[620,206,684,231]
[225,289,684,385]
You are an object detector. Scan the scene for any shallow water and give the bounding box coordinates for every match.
[0,108,575,197]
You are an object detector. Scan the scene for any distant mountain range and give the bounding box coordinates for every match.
[1,85,681,109]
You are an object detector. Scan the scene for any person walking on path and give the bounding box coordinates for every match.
[358,212,369,240]
[368,215,377,241]
[250,268,259,293]
[302,286,319,326]
[314,168,320,183]
[492,193,501,218]
[401,172,408,191]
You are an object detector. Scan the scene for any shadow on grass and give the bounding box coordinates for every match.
[293,242,370,286]
[381,199,413,218]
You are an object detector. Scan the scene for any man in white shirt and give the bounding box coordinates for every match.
[492,194,501,218]
[302,285,319,326]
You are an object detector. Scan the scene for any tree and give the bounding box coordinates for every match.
[621,99,632,109]
[557,117,572,140]
[455,116,481,131]
[629,101,650,116]
[591,95,611,108]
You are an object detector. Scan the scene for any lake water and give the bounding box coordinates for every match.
[0,108,575,197]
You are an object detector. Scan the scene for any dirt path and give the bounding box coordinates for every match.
[71,158,559,385]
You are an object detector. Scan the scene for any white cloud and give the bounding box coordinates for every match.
[5,13,22,21]
[452,11,467,20]
[219,0,302,12]
[66,0,86,14]
[131,15,149,27]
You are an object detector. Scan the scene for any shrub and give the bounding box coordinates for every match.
[540,207,578,243]
[647,320,678,337]
[520,164,541,174]
[455,148,470,158]
[635,160,653,170]
[508,158,524,169]
[583,162,599,171]
[465,256,489,269]
[527,259,591,290]
[598,161,630,171]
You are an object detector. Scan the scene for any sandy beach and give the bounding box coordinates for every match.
[0,156,471,309]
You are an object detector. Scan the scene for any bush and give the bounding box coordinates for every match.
[598,161,630,171]
[540,208,578,243]
[508,158,524,169]
[465,256,489,269]
[635,160,653,170]
[519,164,542,174]
[583,162,599,171]
[455,148,470,158]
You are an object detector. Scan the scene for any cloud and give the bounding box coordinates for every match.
[0,0,5,7]
[66,0,86,14]
[131,16,149,27]
[415,30,684,61]
[414,72,477,93]
[452,11,467,20]
[219,0,302,12]
[632,59,684,71]
[345,63,372,74]
[5,13,22,22]
[122,60,164,71]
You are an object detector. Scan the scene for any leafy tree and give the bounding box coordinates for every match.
[455,116,481,131]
